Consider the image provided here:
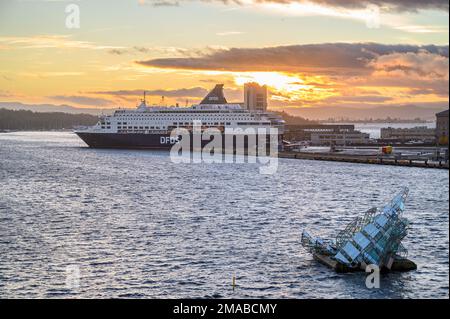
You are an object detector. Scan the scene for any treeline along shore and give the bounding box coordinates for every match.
[0,108,98,131]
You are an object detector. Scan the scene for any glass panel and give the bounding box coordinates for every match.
[335,252,350,264]
[353,232,370,249]
[343,242,360,260]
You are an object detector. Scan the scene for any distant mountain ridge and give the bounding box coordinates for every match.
[0,102,117,115]
[284,104,447,121]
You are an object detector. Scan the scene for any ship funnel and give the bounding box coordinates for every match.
[200,84,227,104]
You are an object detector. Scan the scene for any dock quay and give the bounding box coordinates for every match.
[279,151,449,169]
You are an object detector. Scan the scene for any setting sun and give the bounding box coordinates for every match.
[233,71,338,104]
[233,71,311,91]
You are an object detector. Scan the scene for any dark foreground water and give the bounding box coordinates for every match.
[0,132,448,299]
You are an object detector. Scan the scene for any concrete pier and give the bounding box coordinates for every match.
[279,151,449,169]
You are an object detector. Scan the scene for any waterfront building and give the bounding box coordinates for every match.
[244,82,268,112]
[284,124,369,145]
[310,130,370,146]
[436,109,449,145]
[380,126,436,143]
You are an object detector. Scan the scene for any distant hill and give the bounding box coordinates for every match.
[0,102,116,115]
[274,111,317,125]
[0,108,98,130]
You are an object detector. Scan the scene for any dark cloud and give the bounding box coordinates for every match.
[138,0,180,7]
[108,48,128,55]
[146,0,449,12]
[108,46,189,56]
[1,74,13,82]
[91,87,208,98]
[224,88,243,101]
[408,88,446,96]
[133,46,150,53]
[136,43,448,75]
[369,50,449,78]
[255,0,449,12]
[322,95,393,103]
[152,1,180,7]
[0,90,14,97]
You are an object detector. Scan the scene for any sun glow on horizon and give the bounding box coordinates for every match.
[233,71,338,102]
[233,72,306,90]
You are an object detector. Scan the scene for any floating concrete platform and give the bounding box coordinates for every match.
[313,253,417,273]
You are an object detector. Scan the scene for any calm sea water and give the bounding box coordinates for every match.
[0,131,448,299]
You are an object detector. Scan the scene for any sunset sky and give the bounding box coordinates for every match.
[0,0,448,118]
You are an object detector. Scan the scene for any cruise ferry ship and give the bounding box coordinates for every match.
[75,84,285,150]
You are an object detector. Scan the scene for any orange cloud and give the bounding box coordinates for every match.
[135,43,449,106]
[136,43,448,75]
[369,50,449,79]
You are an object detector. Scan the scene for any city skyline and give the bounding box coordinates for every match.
[0,0,448,119]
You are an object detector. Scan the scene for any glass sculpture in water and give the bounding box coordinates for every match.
[301,187,413,271]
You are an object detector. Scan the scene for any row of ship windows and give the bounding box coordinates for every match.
[117,126,162,130]
[101,122,268,127]
[104,122,233,126]
[101,126,162,130]
[237,122,270,125]
[112,118,252,121]
[116,111,248,115]
[112,123,231,129]
[101,123,268,130]
[117,114,251,116]
[316,135,367,139]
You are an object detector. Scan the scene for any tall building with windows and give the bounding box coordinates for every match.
[436,109,449,145]
[244,82,267,112]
